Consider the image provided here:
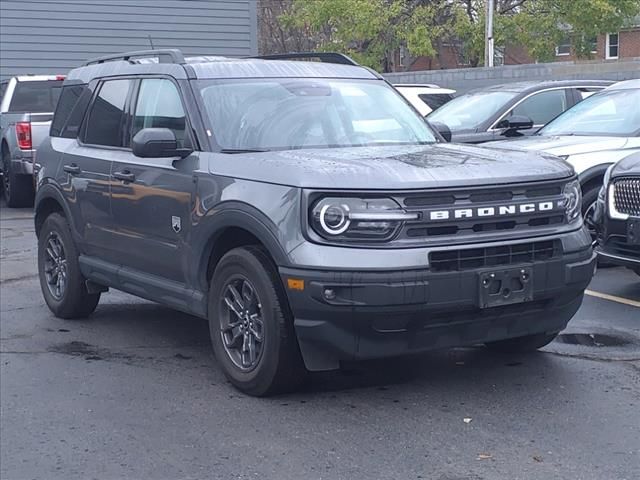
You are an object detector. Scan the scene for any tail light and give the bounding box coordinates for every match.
[16,122,32,150]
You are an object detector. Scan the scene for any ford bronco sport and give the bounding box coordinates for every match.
[35,50,596,396]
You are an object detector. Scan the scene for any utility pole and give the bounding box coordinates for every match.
[485,0,495,67]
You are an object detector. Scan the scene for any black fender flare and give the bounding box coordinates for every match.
[34,183,76,238]
[191,202,291,291]
[577,163,612,191]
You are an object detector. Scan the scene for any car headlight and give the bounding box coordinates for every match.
[310,197,418,242]
[562,180,582,222]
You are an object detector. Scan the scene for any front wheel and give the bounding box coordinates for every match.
[485,332,558,353]
[38,213,100,318]
[582,184,600,241]
[208,246,306,396]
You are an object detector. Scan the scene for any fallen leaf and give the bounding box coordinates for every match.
[533,455,543,463]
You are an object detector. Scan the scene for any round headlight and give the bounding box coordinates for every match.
[319,204,351,235]
[562,179,582,222]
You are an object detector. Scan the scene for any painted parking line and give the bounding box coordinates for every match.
[585,289,640,308]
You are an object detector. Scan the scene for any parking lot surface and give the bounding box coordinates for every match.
[1,203,639,480]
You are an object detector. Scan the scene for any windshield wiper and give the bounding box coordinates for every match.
[219,148,270,154]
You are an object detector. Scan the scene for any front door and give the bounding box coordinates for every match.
[109,77,197,284]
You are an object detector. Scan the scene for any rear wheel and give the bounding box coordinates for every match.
[38,213,100,318]
[208,246,306,396]
[2,148,34,208]
[485,332,558,353]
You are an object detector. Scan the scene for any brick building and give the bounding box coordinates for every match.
[397,18,640,72]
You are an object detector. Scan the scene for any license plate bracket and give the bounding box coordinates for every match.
[478,266,533,309]
[627,218,640,246]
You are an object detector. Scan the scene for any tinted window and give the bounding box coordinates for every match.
[0,82,7,102]
[84,79,131,147]
[418,93,453,111]
[50,84,91,138]
[132,79,186,147]
[510,89,568,125]
[428,91,518,131]
[8,80,62,112]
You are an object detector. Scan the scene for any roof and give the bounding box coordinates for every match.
[606,79,640,90]
[66,52,378,83]
[470,79,614,94]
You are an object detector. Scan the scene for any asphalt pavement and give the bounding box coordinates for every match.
[1,203,639,480]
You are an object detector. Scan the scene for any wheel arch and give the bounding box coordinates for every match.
[194,207,290,293]
[34,185,74,238]
[577,163,612,193]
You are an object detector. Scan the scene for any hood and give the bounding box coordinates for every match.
[485,135,631,157]
[611,152,640,178]
[207,143,573,190]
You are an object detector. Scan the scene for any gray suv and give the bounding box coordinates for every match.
[35,50,596,396]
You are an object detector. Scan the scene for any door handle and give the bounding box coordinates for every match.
[63,164,81,175]
[113,170,135,182]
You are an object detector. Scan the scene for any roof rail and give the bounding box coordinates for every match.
[250,52,359,66]
[83,49,185,66]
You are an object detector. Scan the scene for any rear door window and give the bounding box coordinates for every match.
[510,89,569,125]
[50,84,91,138]
[83,79,132,147]
[8,80,63,112]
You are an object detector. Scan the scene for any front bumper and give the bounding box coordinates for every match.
[281,244,595,371]
[594,194,640,269]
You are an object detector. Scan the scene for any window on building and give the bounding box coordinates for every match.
[588,36,598,54]
[510,89,568,126]
[556,35,571,56]
[132,79,187,147]
[84,79,132,147]
[606,33,619,59]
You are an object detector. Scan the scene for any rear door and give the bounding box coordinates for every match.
[506,88,572,133]
[63,78,133,257]
[109,77,197,284]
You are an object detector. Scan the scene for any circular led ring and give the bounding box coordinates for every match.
[319,204,351,235]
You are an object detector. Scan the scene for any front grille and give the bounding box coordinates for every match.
[605,236,640,260]
[397,180,568,242]
[613,177,640,216]
[430,240,560,272]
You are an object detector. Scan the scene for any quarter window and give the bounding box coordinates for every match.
[510,89,568,126]
[606,33,619,59]
[84,79,132,147]
[132,79,186,147]
[50,84,91,138]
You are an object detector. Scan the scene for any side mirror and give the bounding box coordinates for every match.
[429,121,452,142]
[132,128,193,159]
[497,115,534,134]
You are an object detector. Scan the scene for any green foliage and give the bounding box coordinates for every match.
[277,0,640,70]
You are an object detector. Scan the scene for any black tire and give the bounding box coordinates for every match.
[582,183,600,240]
[37,213,100,319]
[2,148,34,208]
[208,246,306,396]
[485,332,558,354]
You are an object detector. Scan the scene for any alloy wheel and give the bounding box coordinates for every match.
[219,276,265,371]
[43,232,68,300]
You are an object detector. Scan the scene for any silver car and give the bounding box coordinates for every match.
[484,79,640,230]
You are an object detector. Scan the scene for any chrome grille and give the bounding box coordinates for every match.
[613,177,640,217]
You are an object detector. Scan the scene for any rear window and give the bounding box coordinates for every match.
[418,93,454,111]
[50,84,91,138]
[8,80,63,112]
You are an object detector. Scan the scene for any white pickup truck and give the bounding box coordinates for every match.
[1,75,64,207]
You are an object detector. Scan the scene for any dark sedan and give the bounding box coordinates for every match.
[428,80,612,144]
[594,152,640,276]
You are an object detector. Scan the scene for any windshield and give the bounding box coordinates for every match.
[198,79,436,151]
[540,88,640,137]
[427,90,518,131]
[8,80,63,112]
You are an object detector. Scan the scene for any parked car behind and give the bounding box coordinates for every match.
[593,152,640,276]
[394,84,455,116]
[35,50,595,396]
[427,80,612,144]
[484,80,640,233]
[1,75,64,207]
